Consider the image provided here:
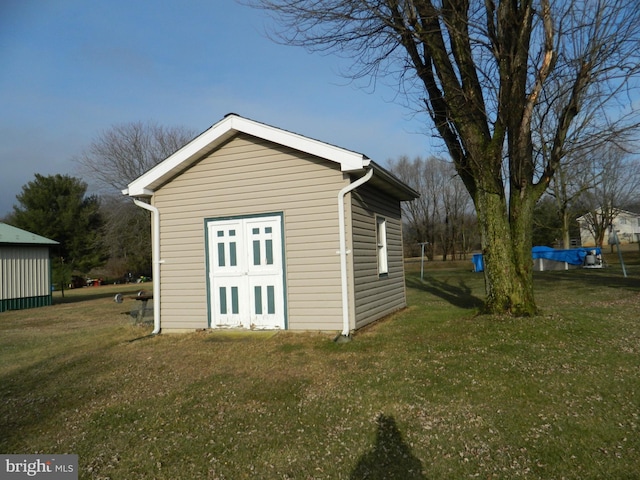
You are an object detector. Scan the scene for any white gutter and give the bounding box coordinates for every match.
[337,168,374,339]
[133,199,162,335]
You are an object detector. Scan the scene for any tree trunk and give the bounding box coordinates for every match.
[475,182,537,316]
[561,207,571,249]
[510,188,537,316]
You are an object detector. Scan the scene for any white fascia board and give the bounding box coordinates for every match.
[125,120,236,196]
[125,114,369,197]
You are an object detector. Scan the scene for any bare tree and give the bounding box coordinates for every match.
[441,162,475,259]
[545,153,593,248]
[76,121,196,277]
[76,121,196,194]
[389,156,434,256]
[250,0,640,315]
[390,155,475,260]
[576,145,640,248]
[534,66,640,250]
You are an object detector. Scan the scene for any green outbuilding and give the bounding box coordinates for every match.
[0,223,59,312]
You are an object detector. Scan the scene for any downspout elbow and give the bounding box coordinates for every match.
[133,199,161,335]
[337,168,374,340]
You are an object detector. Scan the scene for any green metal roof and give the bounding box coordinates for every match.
[0,223,59,245]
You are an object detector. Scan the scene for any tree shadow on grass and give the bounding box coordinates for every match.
[533,268,640,292]
[0,347,114,452]
[406,275,484,310]
[53,287,148,305]
[350,414,426,480]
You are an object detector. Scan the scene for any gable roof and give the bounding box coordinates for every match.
[0,223,59,246]
[576,208,640,222]
[123,113,419,201]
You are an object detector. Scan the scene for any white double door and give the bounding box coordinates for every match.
[207,215,285,329]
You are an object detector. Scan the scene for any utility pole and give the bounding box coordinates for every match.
[418,242,429,281]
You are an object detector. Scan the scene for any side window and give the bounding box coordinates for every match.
[376,216,388,276]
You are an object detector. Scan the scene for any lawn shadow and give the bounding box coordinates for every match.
[53,287,148,305]
[350,414,426,480]
[534,268,640,292]
[406,274,484,310]
[0,347,114,452]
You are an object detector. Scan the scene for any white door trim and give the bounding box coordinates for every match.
[205,213,286,330]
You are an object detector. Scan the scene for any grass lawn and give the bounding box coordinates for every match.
[1,253,640,479]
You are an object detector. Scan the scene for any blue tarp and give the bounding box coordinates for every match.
[532,246,602,265]
[472,246,602,272]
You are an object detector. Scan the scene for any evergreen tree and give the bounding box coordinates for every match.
[10,174,106,282]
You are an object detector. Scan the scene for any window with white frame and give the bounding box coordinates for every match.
[376,216,388,275]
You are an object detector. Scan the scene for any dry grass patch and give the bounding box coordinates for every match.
[1,265,640,479]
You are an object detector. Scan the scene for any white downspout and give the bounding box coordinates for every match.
[133,199,162,335]
[337,168,374,339]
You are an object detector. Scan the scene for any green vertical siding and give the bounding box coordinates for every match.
[0,294,53,312]
[0,245,54,312]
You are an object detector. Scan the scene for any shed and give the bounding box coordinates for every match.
[123,114,419,335]
[0,223,59,312]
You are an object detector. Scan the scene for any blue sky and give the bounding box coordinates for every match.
[0,0,438,218]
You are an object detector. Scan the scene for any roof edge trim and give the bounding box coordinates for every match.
[124,114,369,197]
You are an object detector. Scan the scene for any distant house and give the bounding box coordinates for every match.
[0,223,59,312]
[123,114,419,335]
[578,209,640,247]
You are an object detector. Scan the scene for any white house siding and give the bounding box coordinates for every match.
[152,133,350,332]
[0,246,52,311]
[350,182,407,329]
[579,210,640,246]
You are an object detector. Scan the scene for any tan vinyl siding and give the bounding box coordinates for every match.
[351,182,407,329]
[153,133,348,331]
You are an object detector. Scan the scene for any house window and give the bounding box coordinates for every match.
[376,216,388,276]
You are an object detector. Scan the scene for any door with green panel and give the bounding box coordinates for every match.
[208,215,285,329]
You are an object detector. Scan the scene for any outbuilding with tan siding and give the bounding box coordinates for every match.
[123,114,419,335]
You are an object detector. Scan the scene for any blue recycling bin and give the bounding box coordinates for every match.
[472,253,484,272]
